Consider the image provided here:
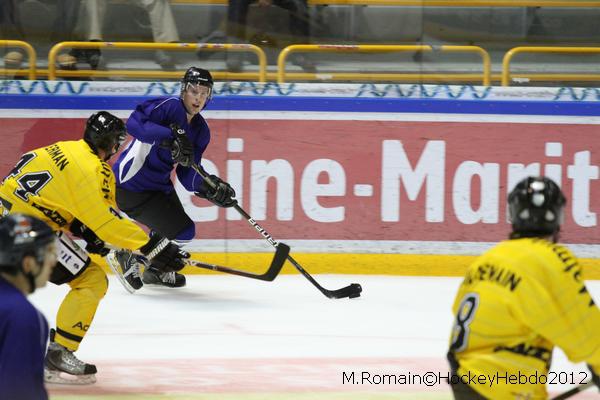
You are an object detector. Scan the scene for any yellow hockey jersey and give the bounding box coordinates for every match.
[449,237,600,399]
[0,140,149,251]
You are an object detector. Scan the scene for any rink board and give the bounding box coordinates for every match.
[1,82,599,277]
[90,251,600,279]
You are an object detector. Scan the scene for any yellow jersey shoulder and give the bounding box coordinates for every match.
[55,140,105,171]
[55,140,116,200]
[499,238,579,280]
[460,238,579,294]
[31,139,102,176]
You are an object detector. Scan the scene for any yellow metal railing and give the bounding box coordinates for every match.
[47,41,267,82]
[166,0,600,6]
[502,46,600,86]
[309,0,600,4]
[0,40,37,80]
[4,41,599,87]
[277,44,491,85]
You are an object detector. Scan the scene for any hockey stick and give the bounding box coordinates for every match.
[192,164,362,299]
[550,381,594,400]
[106,243,289,286]
[186,242,289,281]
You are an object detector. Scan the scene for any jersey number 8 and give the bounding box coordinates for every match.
[450,293,480,353]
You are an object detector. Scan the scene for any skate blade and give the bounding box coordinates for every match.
[44,368,97,385]
[105,251,137,294]
[141,278,185,288]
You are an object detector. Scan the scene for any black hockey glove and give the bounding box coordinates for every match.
[590,365,600,391]
[196,175,237,208]
[139,233,190,273]
[69,219,110,256]
[169,124,194,167]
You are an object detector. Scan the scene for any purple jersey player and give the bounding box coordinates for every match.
[0,214,57,400]
[112,67,236,289]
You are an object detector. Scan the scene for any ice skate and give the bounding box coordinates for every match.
[44,331,97,385]
[142,266,186,288]
[106,249,144,293]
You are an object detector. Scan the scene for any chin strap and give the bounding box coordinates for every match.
[24,270,37,294]
[24,256,46,294]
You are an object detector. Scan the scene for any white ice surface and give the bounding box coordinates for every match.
[28,275,600,398]
[31,275,459,360]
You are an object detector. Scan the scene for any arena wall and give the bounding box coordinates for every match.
[1,81,599,277]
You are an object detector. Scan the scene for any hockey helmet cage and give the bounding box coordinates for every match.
[84,111,127,158]
[0,214,55,273]
[181,67,213,103]
[508,176,566,238]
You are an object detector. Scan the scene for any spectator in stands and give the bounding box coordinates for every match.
[525,6,545,40]
[1,1,81,71]
[200,0,315,73]
[0,0,26,69]
[53,1,85,70]
[73,0,181,70]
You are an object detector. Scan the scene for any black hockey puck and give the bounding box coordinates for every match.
[348,283,362,298]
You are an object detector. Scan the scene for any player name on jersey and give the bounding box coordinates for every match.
[462,263,522,292]
[44,144,69,171]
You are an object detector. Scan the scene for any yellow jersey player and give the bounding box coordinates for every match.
[0,111,189,384]
[447,176,600,399]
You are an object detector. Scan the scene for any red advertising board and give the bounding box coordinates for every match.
[1,117,598,244]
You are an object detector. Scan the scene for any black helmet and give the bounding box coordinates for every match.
[181,67,213,103]
[0,213,55,273]
[508,176,566,238]
[84,111,127,160]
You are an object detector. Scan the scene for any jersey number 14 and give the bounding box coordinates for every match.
[7,153,52,201]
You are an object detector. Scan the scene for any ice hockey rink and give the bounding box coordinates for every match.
[28,274,599,400]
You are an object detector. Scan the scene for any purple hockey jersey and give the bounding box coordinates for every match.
[113,96,211,193]
[0,277,49,400]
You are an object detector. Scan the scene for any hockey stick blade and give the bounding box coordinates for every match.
[187,243,289,281]
[286,254,363,299]
[326,283,363,299]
